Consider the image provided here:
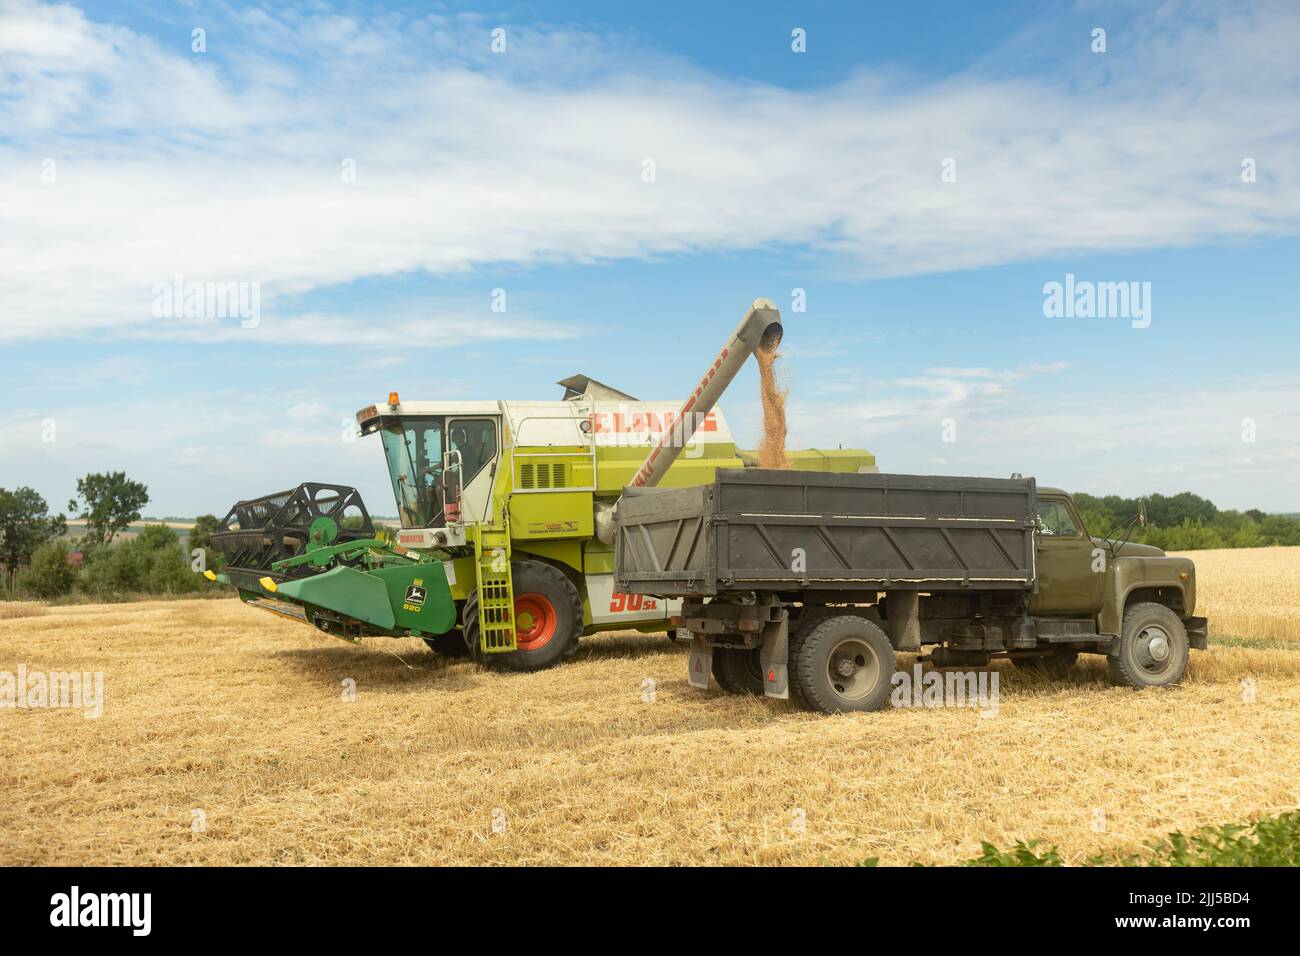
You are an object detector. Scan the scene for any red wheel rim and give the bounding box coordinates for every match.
[513,592,558,650]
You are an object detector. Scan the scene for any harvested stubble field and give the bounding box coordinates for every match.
[2,546,1298,866]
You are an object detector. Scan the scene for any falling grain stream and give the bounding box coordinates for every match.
[756,342,790,469]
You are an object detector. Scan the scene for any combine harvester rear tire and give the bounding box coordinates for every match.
[465,560,583,672]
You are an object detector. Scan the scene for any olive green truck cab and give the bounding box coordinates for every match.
[614,470,1208,713]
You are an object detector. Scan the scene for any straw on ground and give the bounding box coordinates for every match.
[2,546,1297,865]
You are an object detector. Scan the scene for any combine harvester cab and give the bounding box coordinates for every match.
[207,299,878,671]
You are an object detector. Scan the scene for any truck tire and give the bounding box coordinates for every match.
[1108,602,1189,689]
[464,561,583,672]
[1012,647,1078,676]
[785,615,820,710]
[790,615,896,714]
[712,647,765,695]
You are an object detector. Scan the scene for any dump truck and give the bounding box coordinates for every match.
[207,299,877,671]
[614,469,1209,713]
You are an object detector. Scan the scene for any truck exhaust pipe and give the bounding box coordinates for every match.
[628,297,783,489]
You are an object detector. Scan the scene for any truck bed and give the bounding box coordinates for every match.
[615,469,1037,596]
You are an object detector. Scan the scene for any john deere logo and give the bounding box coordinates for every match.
[404,585,427,607]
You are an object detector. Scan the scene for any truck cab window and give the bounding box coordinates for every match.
[1035,500,1080,537]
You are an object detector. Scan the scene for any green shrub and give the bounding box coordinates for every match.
[964,839,1063,867]
[16,541,77,599]
[1109,810,1300,867]
[82,524,206,599]
[954,810,1300,867]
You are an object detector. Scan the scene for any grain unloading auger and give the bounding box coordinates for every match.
[207,299,874,668]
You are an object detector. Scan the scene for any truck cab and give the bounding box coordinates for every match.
[1030,488,1203,646]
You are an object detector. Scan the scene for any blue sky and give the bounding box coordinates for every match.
[1,0,1298,517]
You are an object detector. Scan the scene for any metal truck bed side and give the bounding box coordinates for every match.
[616,470,1037,596]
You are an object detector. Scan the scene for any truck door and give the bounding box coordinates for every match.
[445,417,500,525]
[1029,496,1105,616]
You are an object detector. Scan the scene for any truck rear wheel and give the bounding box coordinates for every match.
[1108,602,1189,689]
[790,615,896,714]
[712,647,764,695]
[464,561,583,672]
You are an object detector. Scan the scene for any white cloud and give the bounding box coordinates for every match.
[285,402,329,422]
[1,1,1298,344]
[780,368,1300,512]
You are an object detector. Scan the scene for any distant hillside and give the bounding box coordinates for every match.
[61,520,195,547]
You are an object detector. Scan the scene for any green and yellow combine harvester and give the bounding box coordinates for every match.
[208,300,876,671]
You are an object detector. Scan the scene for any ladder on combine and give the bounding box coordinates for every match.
[473,521,516,653]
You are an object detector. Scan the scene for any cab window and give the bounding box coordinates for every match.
[448,419,497,482]
[1036,499,1081,537]
[379,416,444,528]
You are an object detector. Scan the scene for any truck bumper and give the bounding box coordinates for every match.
[1184,616,1208,650]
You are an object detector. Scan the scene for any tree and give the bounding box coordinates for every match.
[67,472,149,548]
[18,541,77,599]
[0,486,66,593]
[189,514,221,552]
[187,514,222,574]
[1146,491,1217,528]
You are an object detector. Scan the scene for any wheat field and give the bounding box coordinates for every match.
[1170,546,1300,643]
[2,547,1297,866]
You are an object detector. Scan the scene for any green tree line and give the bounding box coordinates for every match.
[0,473,221,601]
[1072,491,1300,551]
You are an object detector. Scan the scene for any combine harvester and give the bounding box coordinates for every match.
[208,299,876,671]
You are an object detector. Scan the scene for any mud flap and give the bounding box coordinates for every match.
[759,612,789,699]
[687,636,712,690]
[886,590,921,651]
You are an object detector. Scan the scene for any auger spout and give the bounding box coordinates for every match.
[628,298,783,489]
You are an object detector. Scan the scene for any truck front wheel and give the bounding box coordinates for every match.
[1108,602,1189,689]
[712,647,765,695]
[790,615,896,714]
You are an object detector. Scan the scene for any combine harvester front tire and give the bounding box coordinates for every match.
[466,560,583,672]
[423,630,470,658]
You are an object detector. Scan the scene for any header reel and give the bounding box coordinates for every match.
[210,483,376,590]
